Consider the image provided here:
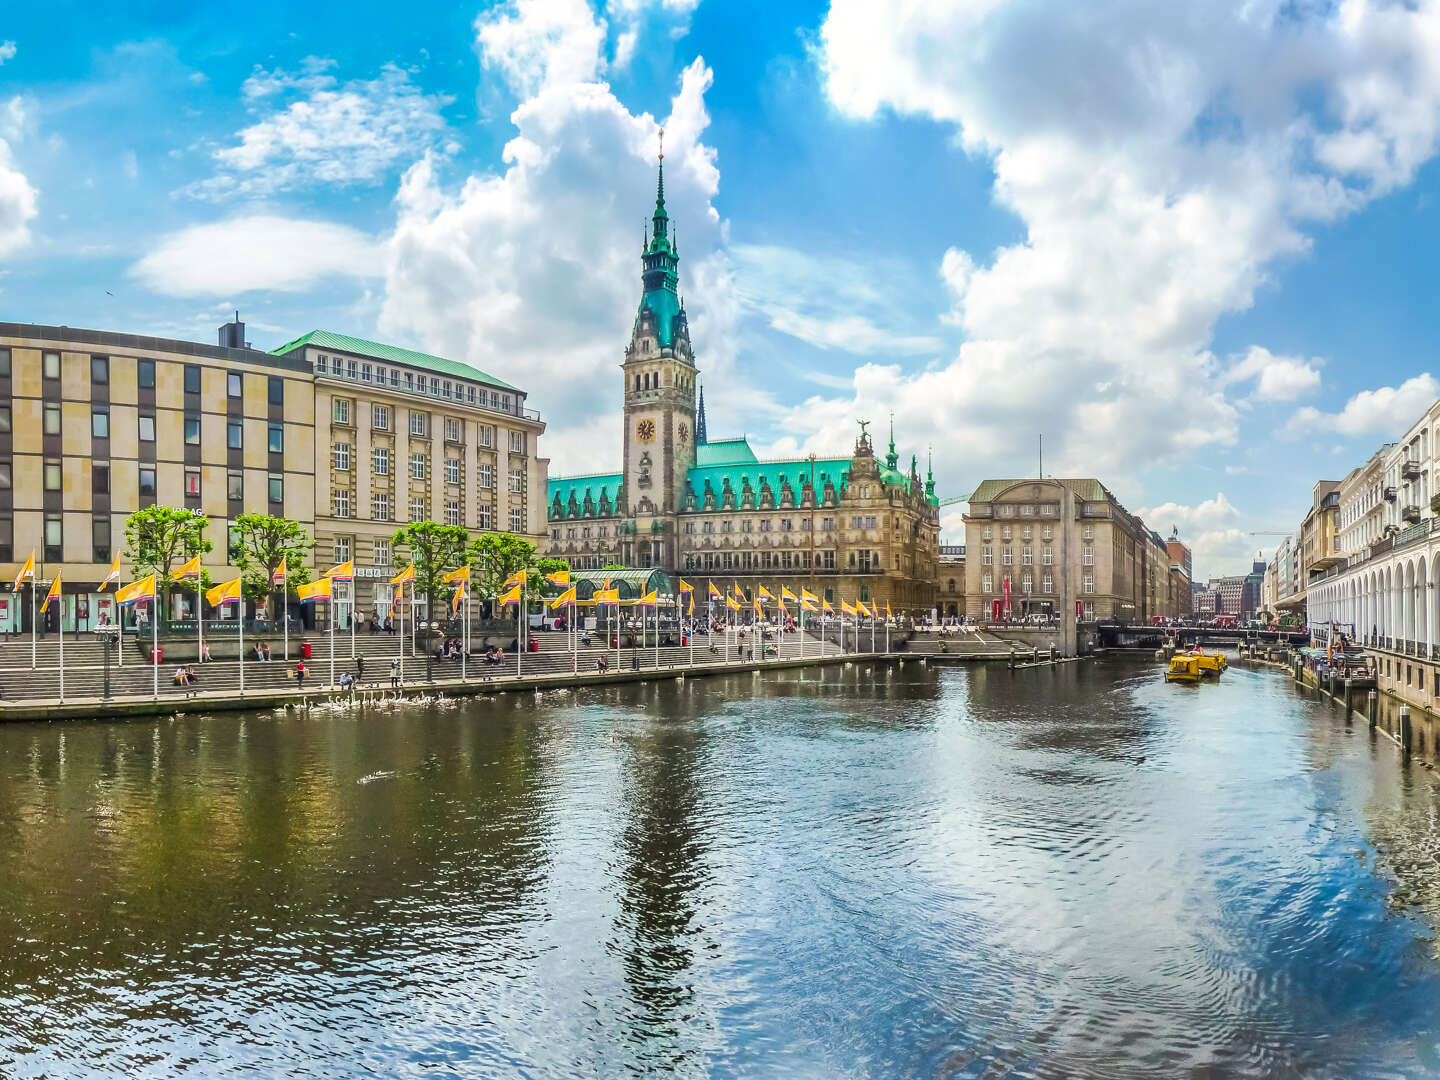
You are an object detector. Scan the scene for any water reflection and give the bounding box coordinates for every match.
[0,661,1439,1076]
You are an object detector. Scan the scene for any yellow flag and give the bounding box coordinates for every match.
[856,601,871,618]
[841,601,855,616]
[688,594,694,616]
[116,574,156,606]
[206,576,242,607]
[98,555,121,592]
[544,568,570,586]
[778,599,788,617]
[443,564,472,584]
[549,586,577,608]
[498,583,523,606]
[757,585,773,601]
[272,556,288,585]
[801,588,817,602]
[781,586,797,602]
[40,572,61,613]
[296,577,332,604]
[886,600,892,618]
[502,569,527,589]
[171,554,201,581]
[593,588,619,604]
[451,582,465,616]
[822,599,834,614]
[11,550,34,590]
[753,596,764,614]
[638,590,658,607]
[726,595,740,611]
[708,581,722,598]
[390,563,415,585]
[678,578,693,593]
[324,560,355,581]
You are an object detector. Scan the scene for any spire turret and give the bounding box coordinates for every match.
[925,446,936,497]
[696,384,708,444]
[886,412,899,470]
[632,128,688,354]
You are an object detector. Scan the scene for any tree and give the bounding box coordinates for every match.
[123,507,212,615]
[535,557,571,595]
[232,513,314,607]
[393,521,470,618]
[469,533,539,599]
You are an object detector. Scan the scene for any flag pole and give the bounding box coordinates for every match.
[151,596,158,701]
[462,589,468,682]
[517,581,524,678]
[239,595,245,695]
[399,581,405,685]
[30,576,36,671]
[58,583,64,704]
[329,597,335,688]
[283,583,289,662]
[350,580,356,659]
[197,576,203,670]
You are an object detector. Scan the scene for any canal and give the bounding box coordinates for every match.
[2,657,1440,1078]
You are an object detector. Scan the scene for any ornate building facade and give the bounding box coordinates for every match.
[544,156,942,613]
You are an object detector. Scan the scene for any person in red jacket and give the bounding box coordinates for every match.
[295,658,306,693]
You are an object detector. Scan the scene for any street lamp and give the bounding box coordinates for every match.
[95,624,121,700]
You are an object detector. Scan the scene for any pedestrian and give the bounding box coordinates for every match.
[295,658,306,694]
[370,609,380,635]
[390,657,400,688]
[356,653,365,684]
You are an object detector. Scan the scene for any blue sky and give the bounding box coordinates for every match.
[3,0,1440,578]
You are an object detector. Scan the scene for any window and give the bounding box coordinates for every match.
[0,347,8,377]
[138,359,155,389]
[218,417,240,449]
[373,493,391,521]
[361,363,372,383]
[446,500,461,527]
[1021,574,1033,593]
[44,514,62,560]
[445,418,461,442]
[410,411,428,437]
[1042,548,1053,565]
[91,356,108,383]
[268,423,284,453]
[93,517,111,562]
[982,547,993,565]
[1083,575,1095,594]
[347,359,358,380]
[0,405,8,433]
[375,366,385,385]
[373,447,390,475]
[44,403,60,436]
[1082,547,1095,565]
[373,539,391,566]
[184,365,201,394]
[139,467,157,497]
[1002,548,1013,565]
[185,469,201,497]
[227,470,243,501]
[467,387,476,405]
[268,376,284,406]
[983,574,993,594]
[268,473,284,503]
[1043,575,1053,594]
[333,443,351,470]
[1022,548,1033,566]
[445,458,460,484]
[411,453,427,480]
[1042,525,1052,541]
[1022,526,1032,540]
[509,466,523,494]
[92,463,108,494]
[477,504,493,529]
[1001,525,1012,540]
[477,425,495,448]
[760,519,772,532]
[184,414,201,445]
[409,496,427,522]
[91,407,109,439]
[43,351,60,379]
[44,459,61,491]
[317,354,328,374]
[139,411,155,442]
[372,404,390,431]
[510,508,524,532]
[332,489,352,518]
[227,372,242,398]
[508,430,526,454]
[0,463,10,489]
[999,504,1014,518]
[1082,525,1094,540]
[982,525,992,540]
[1021,505,1035,517]
[333,537,351,564]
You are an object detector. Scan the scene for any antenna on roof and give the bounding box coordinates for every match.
[1039,433,1043,478]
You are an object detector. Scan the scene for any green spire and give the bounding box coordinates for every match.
[636,131,683,348]
[886,412,899,470]
[649,131,670,254]
[925,446,936,497]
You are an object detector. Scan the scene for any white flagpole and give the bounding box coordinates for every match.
[151,597,158,701]
[283,583,289,662]
[399,582,405,685]
[30,578,36,670]
[239,598,245,695]
[58,591,64,703]
[462,590,468,682]
[329,599,335,688]
[350,580,356,659]
[518,583,524,678]
[197,577,202,672]
[654,601,659,670]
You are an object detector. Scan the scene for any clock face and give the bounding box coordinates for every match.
[678,422,689,443]
[637,418,656,442]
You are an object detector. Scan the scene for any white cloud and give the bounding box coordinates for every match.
[1137,492,1262,578]
[1223,345,1322,401]
[186,61,452,200]
[805,0,1440,492]
[0,41,16,65]
[1287,373,1440,437]
[0,134,37,257]
[130,216,382,296]
[380,0,734,473]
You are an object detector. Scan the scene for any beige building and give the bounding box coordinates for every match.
[937,543,966,619]
[1299,480,1343,585]
[0,320,316,633]
[270,330,549,619]
[962,478,1187,623]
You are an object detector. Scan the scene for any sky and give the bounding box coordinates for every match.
[3,0,1440,579]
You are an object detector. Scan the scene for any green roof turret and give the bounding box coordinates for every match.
[925,447,936,498]
[634,128,687,351]
[886,412,899,470]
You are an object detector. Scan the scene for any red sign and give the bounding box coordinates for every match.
[1002,577,1012,616]
[1076,601,1083,618]
[992,599,1003,621]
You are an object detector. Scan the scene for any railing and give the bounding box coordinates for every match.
[316,367,539,423]
[1402,459,1421,480]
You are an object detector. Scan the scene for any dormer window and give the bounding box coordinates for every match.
[643,340,650,353]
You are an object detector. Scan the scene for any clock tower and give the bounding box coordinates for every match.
[620,136,698,569]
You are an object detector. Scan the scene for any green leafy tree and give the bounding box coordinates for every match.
[535,557,571,596]
[468,533,539,599]
[602,563,625,571]
[393,521,470,618]
[232,513,314,608]
[123,507,212,616]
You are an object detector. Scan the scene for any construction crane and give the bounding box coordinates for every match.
[936,493,971,508]
[1248,531,1292,536]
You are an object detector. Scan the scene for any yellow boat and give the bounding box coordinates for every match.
[1165,651,1227,683]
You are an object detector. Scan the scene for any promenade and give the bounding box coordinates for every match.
[0,629,903,721]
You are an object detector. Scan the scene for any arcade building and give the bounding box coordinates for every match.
[543,155,942,614]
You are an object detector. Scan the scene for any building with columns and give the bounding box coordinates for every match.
[543,154,942,613]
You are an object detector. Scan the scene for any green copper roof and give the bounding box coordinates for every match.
[687,457,856,507]
[638,286,682,347]
[696,437,759,467]
[270,329,519,392]
[968,478,1109,504]
[547,472,622,517]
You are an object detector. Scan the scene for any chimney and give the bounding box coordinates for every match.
[219,310,246,349]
